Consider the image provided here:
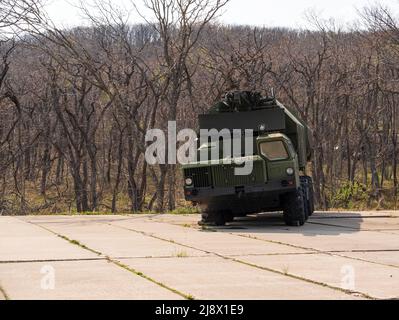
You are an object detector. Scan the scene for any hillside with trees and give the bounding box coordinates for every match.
[0,0,398,214]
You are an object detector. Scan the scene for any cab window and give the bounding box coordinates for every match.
[259,141,289,161]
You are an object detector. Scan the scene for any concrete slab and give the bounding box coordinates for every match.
[313,211,399,218]
[110,219,312,256]
[0,217,98,262]
[0,260,182,300]
[220,224,399,252]
[19,215,137,224]
[308,217,399,231]
[119,256,359,300]
[378,230,399,236]
[147,214,202,224]
[143,211,399,223]
[239,253,399,299]
[338,251,399,268]
[21,214,196,230]
[3,213,399,300]
[23,219,206,258]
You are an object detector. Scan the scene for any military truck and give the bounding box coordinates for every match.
[182,91,314,226]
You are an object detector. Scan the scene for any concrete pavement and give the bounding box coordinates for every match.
[0,260,182,300]
[1,211,398,299]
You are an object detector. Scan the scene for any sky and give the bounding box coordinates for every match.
[45,0,399,30]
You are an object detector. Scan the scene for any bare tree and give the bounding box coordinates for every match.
[140,0,230,211]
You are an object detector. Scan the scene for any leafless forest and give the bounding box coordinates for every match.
[0,0,398,214]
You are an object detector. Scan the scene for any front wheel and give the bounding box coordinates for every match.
[282,187,306,227]
[200,210,227,226]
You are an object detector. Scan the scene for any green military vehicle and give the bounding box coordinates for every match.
[182,91,314,226]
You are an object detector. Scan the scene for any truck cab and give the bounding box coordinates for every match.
[257,133,300,189]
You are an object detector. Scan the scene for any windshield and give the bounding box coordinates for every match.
[259,140,289,161]
[197,136,256,161]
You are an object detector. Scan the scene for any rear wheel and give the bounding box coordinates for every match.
[303,193,310,221]
[307,177,315,215]
[300,176,315,217]
[282,187,306,226]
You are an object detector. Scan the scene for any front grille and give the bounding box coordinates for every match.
[184,167,212,188]
[212,161,265,187]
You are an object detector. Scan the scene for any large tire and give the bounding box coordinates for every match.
[224,211,235,223]
[282,187,306,227]
[200,209,226,226]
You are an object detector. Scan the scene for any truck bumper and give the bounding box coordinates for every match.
[184,180,296,214]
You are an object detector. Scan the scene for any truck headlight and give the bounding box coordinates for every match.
[286,168,294,176]
[258,123,267,132]
[185,178,193,186]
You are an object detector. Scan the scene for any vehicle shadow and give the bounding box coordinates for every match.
[213,212,365,236]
